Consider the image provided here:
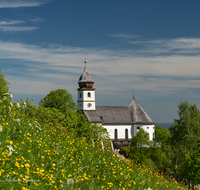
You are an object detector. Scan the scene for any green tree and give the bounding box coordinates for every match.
[151,126,172,173]
[0,69,10,98]
[184,137,200,184]
[22,92,108,142]
[170,101,200,150]
[155,126,171,146]
[130,128,153,165]
[39,89,77,114]
[19,98,65,128]
[169,101,200,178]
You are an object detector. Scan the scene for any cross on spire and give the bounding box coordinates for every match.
[133,88,135,98]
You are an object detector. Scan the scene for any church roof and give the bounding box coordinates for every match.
[83,97,154,125]
[78,67,94,83]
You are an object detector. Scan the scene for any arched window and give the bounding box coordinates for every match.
[125,129,128,139]
[147,133,149,140]
[80,92,82,98]
[114,129,118,139]
[88,92,91,97]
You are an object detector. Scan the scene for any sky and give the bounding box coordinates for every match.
[1,0,200,123]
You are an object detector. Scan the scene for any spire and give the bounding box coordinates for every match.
[84,52,87,68]
[78,59,94,89]
[84,59,87,68]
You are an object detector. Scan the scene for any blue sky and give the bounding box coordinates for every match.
[1,0,200,123]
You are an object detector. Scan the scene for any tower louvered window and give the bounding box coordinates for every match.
[88,92,91,97]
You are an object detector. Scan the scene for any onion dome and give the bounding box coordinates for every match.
[78,60,94,88]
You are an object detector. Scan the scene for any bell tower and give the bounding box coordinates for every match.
[77,60,96,110]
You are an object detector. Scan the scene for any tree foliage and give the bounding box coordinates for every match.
[184,137,200,184]
[150,126,172,173]
[22,90,108,142]
[0,69,10,98]
[155,126,171,146]
[170,101,200,148]
[39,89,77,114]
[130,128,153,165]
[169,101,200,178]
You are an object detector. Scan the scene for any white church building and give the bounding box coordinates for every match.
[77,61,155,147]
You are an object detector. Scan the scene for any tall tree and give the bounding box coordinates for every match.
[169,101,200,178]
[39,89,77,114]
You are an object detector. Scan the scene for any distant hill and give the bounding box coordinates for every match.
[155,122,172,129]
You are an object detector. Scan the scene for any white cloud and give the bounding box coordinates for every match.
[0,19,40,32]
[0,26,38,32]
[109,33,140,39]
[0,0,49,8]
[30,17,45,23]
[129,37,200,54]
[8,76,72,95]
[0,20,25,25]
[0,37,200,102]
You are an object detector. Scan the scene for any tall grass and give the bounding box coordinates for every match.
[0,95,187,190]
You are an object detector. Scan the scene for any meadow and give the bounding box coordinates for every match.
[0,94,188,190]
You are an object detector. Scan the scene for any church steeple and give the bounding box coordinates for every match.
[78,60,94,89]
[77,60,96,111]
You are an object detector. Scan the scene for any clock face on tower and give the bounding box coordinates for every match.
[87,103,92,108]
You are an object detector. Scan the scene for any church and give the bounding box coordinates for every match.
[77,61,155,147]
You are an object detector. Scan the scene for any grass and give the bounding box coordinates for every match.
[0,97,187,190]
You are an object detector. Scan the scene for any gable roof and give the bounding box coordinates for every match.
[83,97,154,125]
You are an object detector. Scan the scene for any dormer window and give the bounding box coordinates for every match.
[88,92,91,98]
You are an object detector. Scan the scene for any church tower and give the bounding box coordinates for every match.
[77,60,96,110]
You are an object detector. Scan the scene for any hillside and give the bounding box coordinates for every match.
[0,95,187,190]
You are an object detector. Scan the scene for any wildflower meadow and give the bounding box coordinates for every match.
[0,92,188,190]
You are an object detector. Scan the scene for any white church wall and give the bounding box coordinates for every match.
[77,90,95,110]
[134,124,155,141]
[83,90,95,101]
[103,125,133,140]
[83,101,95,110]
